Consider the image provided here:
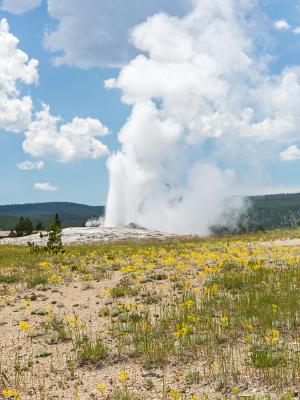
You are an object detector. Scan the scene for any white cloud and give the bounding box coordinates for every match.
[34,182,58,191]
[1,0,42,14]
[280,145,300,161]
[0,19,39,133]
[293,27,300,34]
[17,160,44,170]
[0,20,109,164]
[274,19,290,30]
[23,104,110,162]
[107,3,300,146]
[44,0,191,68]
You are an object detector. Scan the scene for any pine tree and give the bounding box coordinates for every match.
[14,216,33,237]
[24,217,34,236]
[35,221,44,231]
[47,214,63,253]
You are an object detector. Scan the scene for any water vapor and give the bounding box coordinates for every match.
[104,0,300,234]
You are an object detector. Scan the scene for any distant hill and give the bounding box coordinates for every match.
[0,202,104,230]
[211,192,300,234]
[245,193,300,230]
[2,193,300,232]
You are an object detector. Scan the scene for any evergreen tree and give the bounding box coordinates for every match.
[24,217,34,236]
[15,216,25,237]
[47,214,63,253]
[35,221,44,231]
[14,216,33,237]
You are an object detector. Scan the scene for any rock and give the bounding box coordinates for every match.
[24,293,37,301]
[127,222,146,230]
[31,307,49,316]
[142,372,163,378]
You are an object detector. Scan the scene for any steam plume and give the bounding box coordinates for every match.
[104,0,300,234]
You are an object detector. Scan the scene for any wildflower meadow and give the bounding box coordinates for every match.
[0,229,299,399]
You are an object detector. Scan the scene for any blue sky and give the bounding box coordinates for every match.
[2,0,300,206]
[0,2,130,205]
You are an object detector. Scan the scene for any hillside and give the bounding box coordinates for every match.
[212,192,300,234]
[0,202,104,230]
[245,193,300,230]
[2,193,300,232]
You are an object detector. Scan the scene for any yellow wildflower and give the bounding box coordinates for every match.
[48,274,62,285]
[19,321,30,331]
[220,315,229,328]
[170,389,180,400]
[272,304,278,312]
[118,370,129,383]
[265,329,280,345]
[95,384,107,394]
[44,315,53,323]
[39,261,50,268]
[2,388,22,399]
[181,299,195,308]
[231,386,239,395]
[173,322,189,338]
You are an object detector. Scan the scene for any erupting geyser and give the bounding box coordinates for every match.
[102,1,247,234]
[105,153,141,227]
[104,0,300,234]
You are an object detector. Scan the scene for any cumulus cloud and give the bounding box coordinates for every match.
[274,19,290,30]
[0,19,38,133]
[44,0,191,68]
[17,160,44,170]
[0,21,110,164]
[104,0,300,234]
[23,104,110,162]
[1,0,42,15]
[293,27,300,34]
[34,182,58,191]
[280,145,300,161]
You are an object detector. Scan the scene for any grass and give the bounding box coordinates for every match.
[0,227,299,399]
[77,336,107,366]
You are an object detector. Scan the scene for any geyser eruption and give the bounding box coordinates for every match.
[105,150,239,234]
[104,0,300,234]
[105,153,142,227]
[103,0,248,234]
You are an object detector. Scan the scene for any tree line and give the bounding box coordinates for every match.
[9,214,64,254]
[9,214,58,238]
[9,217,44,237]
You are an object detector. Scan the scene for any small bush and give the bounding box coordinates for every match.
[27,274,48,288]
[77,336,107,366]
[250,347,283,368]
[0,274,19,284]
[113,390,137,400]
[47,214,63,254]
[185,371,202,384]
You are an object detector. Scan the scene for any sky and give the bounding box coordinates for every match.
[2,0,300,206]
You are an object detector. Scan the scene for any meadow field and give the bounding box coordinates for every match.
[0,229,299,400]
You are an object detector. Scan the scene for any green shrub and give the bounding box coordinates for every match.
[77,336,107,366]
